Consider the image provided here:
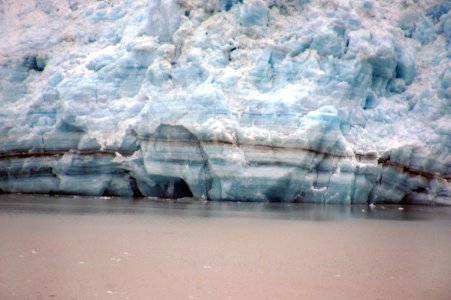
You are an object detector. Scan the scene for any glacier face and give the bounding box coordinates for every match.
[0,0,450,204]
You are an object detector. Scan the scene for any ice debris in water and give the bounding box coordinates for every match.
[0,0,449,205]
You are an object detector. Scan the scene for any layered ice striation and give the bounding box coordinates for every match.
[0,0,450,204]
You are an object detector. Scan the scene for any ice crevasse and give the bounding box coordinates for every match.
[0,0,450,204]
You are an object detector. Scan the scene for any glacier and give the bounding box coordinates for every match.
[0,0,450,204]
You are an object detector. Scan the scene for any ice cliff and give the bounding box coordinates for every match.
[0,0,450,204]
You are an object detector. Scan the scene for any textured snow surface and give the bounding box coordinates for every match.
[0,0,450,204]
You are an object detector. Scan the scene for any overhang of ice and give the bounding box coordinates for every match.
[0,0,449,204]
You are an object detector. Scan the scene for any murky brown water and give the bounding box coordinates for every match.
[1,195,451,299]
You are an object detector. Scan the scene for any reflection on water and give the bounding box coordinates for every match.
[1,194,450,222]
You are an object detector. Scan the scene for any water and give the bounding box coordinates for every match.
[1,194,451,299]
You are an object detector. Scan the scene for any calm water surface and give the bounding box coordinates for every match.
[1,194,450,299]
